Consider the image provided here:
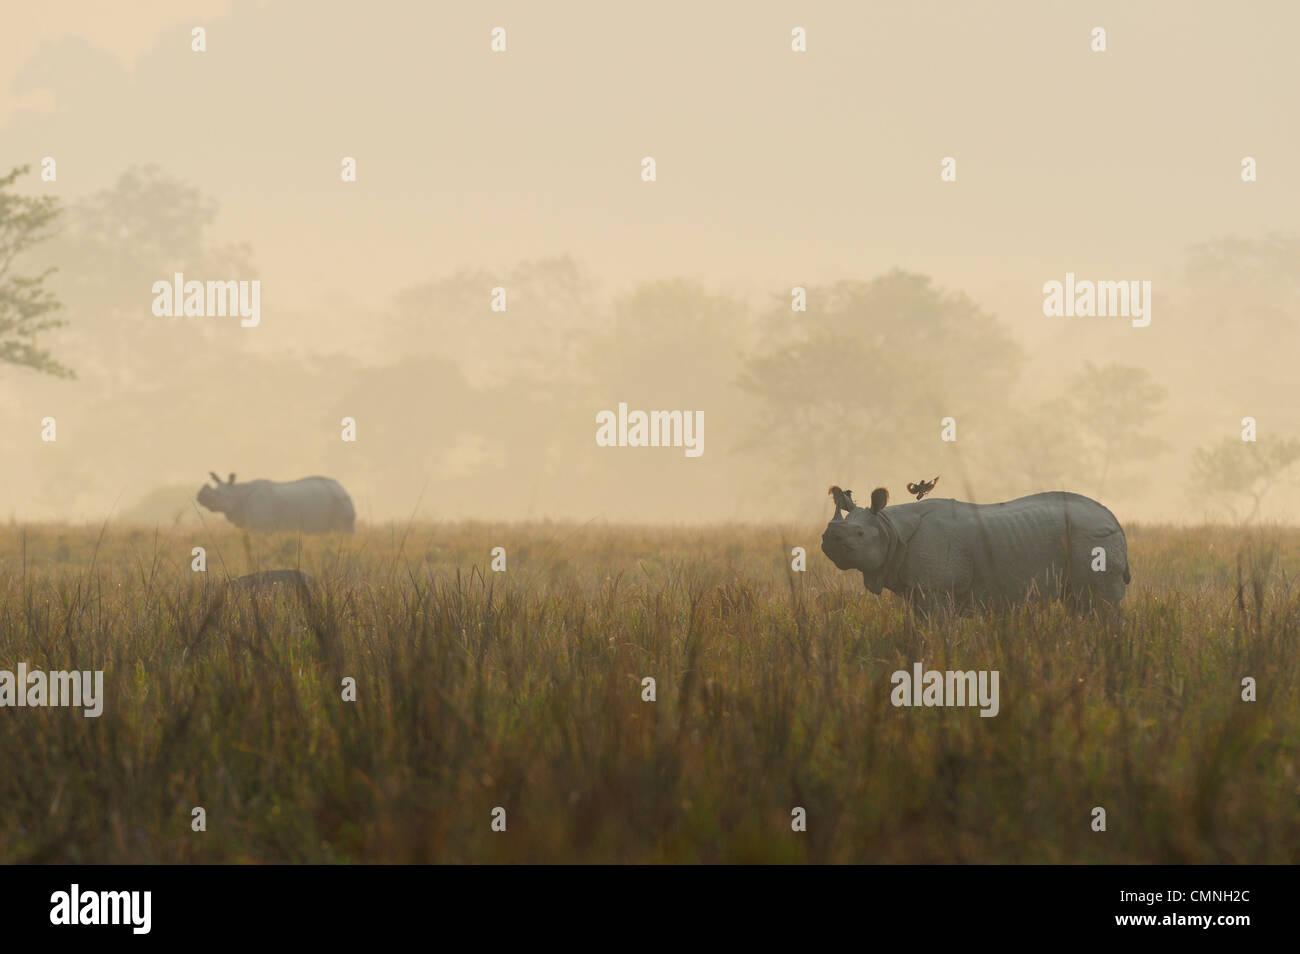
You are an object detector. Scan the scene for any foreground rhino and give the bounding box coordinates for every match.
[821,488,1130,611]
[198,472,355,533]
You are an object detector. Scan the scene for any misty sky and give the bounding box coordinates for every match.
[2,1,1298,525]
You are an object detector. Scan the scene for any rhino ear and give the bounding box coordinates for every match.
[229,473,236,485]
[209,471,222,485]
[869,487,888,513]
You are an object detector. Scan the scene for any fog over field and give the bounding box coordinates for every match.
[2,0,1298,527]
[6,0,1300,894]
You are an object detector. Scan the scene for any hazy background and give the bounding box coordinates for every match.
[1,0,1298,526]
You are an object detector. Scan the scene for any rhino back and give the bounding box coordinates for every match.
[898,492,1126,600]
[242,477,354,532]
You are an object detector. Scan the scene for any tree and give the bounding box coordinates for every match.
[1176,234,1300,424]
[1057,362,1169,495]
[985,398,1085,498]
[9,166,262,518]
[32,165,254,391]
[0,165,71,377]
[571,278,757,518]
[1189,437,1300,524]
[737,270,1021,496]
[382,255,594,389]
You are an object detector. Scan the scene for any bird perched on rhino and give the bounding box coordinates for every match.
[906,475,940,500]
[828,485,857,520]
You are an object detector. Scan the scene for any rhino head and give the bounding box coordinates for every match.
[197,471,240,518]
[820,486,899,594]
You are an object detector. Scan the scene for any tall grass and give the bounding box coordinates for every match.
[1,521,1297,862]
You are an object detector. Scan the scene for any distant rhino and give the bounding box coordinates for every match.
[197,472,356,533]
[821,488,1130,612]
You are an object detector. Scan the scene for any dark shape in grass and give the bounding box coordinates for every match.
[229,569,315,591]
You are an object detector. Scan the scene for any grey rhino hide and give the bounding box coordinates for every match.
[821,491,1130,610]
[197,475,356,533]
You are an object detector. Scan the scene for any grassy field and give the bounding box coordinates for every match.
[0,520,1297,863]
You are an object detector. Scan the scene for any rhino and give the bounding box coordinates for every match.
[197,472,355,533]
[821,487,1130,612]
